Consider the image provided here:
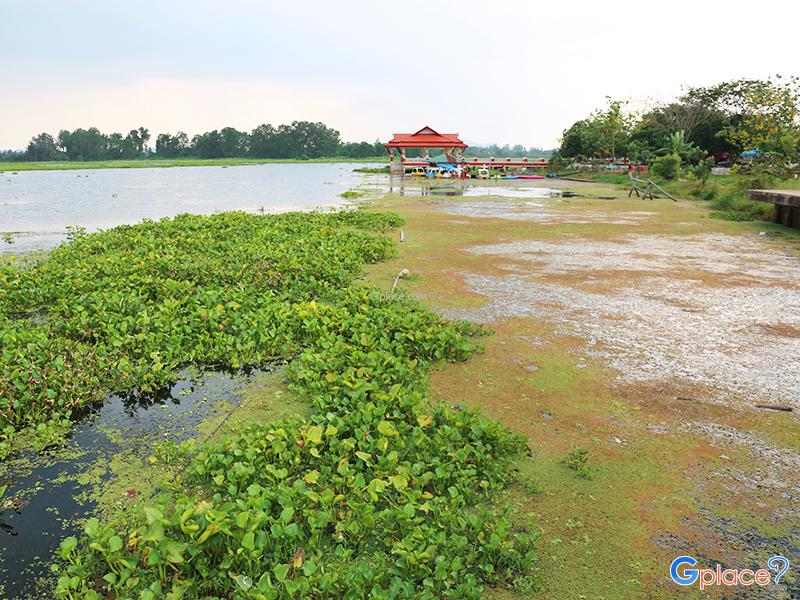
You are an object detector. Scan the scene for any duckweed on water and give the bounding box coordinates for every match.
[1,210,535,598]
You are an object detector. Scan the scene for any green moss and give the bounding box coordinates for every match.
[196,369,311,443]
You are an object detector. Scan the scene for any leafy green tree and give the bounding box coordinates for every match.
[191,130,224,158]
[686,77,800,165]
[651,153,681,180]
[340,141,378,158]
[107,133,127,159]
[592,99,632,158]
[559,120,590,158]
[249,124,277,157]
[57,128,109,161]
[691,156,715,183]
[25,133,60,161]
[634,100,732,156]
[559,99,633,159]
[0,150,25,161]
[155,132,190,158]
[123,127,150,156]
[626,139,656,164]
[219,127,247,157]
[282,121,341,158]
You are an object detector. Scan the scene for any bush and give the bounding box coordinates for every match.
[710,191,775,221]
[650,153,681,180]
[734,171,777,192]
[690,157,714,183]
[689,182,720,201]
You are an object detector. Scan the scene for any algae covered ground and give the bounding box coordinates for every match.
[363,178,800,599]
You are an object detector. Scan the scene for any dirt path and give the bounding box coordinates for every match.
[365,180,800,599]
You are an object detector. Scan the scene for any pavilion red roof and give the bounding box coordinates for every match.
[385,126,468,148]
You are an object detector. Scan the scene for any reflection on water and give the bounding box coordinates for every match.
[385,176,563,199]
[0,163,381,253]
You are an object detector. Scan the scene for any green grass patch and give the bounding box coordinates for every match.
[353,166,390,174]
[577,171,799,223]
[339,189,370,200]
[708,190,774,221]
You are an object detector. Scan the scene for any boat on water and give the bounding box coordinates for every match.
[425,166,451,178]
[518,175,545,179]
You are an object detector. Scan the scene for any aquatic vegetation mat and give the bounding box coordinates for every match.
[0,210,534,598]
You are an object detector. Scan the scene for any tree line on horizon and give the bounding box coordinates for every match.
[1,120,551,162]
[553,76,800,176]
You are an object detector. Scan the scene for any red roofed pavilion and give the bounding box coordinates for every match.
[385,126,467,165]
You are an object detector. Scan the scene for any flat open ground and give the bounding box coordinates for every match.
[365,180,800,599]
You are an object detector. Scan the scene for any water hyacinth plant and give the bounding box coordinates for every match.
[1,209,535,598]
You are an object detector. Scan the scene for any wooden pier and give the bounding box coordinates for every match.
[749,189,800,228]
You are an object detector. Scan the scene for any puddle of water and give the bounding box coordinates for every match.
[377,177,564,199]
[459,186,562,198]
[0,367,262,599]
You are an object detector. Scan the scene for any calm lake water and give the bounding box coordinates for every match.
[0,163,381,253]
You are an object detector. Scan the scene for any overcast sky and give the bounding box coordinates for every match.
[1,0,798,150]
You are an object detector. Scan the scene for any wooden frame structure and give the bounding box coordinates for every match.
[628,172,678,202]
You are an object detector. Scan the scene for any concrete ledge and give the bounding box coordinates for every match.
[750,189,800,228]
[749,189,800,208]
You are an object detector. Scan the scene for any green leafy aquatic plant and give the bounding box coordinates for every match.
[0,210,400,441]
[564,446,591,479]
[0,208,535,597]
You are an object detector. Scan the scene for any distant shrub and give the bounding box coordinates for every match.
[710,191,774,221]
[701,183,721,201]
[690,157,715,183]
[651,153,681,180]
[710,190,738,211]
[734,171,777,192]
[689,182,720,201]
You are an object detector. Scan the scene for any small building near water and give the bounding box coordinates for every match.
[385,126,467,173]
[384,125,549,174]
